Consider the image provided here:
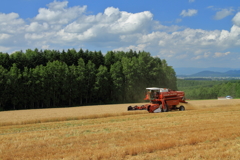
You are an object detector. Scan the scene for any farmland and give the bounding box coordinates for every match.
[0,99,240,160]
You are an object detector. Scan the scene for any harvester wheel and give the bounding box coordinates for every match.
[133,105,138,110]
[179,105,185,111]
[163,104,168,112]
[128,106,133,111]
[147,105,151,111]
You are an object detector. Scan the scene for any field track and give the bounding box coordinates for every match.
[0,99,240,125]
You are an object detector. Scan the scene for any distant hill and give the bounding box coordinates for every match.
[191,71,223,77]
[225,70,240,77]
[178,70,240,77]
[174,67,240,75]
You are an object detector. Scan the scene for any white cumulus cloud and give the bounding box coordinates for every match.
[35,1,86,24]
[0,12,25,34]
[0,33,11,40]
[180,9,198,17]
[175,19,182,23]
[1,0,240,68]
[47,0,68,10]
[232,12,240,27]
[214,51,230,57]
[57,6,162,45]
[214,8,234,20]
[26,22,49,32]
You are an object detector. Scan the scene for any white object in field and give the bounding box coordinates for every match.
[226,96,233,99]
[153,107,161,113]
[218,96,233,100]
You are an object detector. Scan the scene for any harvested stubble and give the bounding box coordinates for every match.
[0,99,240,160]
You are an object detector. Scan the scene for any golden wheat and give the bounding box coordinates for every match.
[1,99,240,125]
[0,99,240,160]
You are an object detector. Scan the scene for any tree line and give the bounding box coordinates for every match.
[177,79,240,100]
[0,49,177,111]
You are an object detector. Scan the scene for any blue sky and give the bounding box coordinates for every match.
[0,0,240,69]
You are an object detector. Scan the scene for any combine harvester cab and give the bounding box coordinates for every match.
[128,87,187,113]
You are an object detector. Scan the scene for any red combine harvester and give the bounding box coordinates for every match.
[128,87,187,113]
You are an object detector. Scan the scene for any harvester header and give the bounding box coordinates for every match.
[128,87,187,113]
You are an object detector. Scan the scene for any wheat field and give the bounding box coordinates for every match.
[0,99,240,159]
[1,99,240,125]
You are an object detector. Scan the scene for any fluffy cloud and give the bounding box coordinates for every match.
[47,0,68,10]
[1,0,240,68]
[118,22,240,63]
[214,51,230,57]
[0,1,166,51]
[232,12,240,27]
[214,8,234,20]
[35,1,86,24]
[0,33,11,40]
[175,19,182,23]
[51,5,163,46]
[180,9,198,17]
[26,22,49,32]
[0,12,24,26]
[0,12,25,34]
[63,7,154,36]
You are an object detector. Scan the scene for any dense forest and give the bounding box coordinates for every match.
[177,79,240,100]
[0,49,177,111]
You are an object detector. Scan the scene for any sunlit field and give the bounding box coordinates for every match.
[0,99,240,160]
